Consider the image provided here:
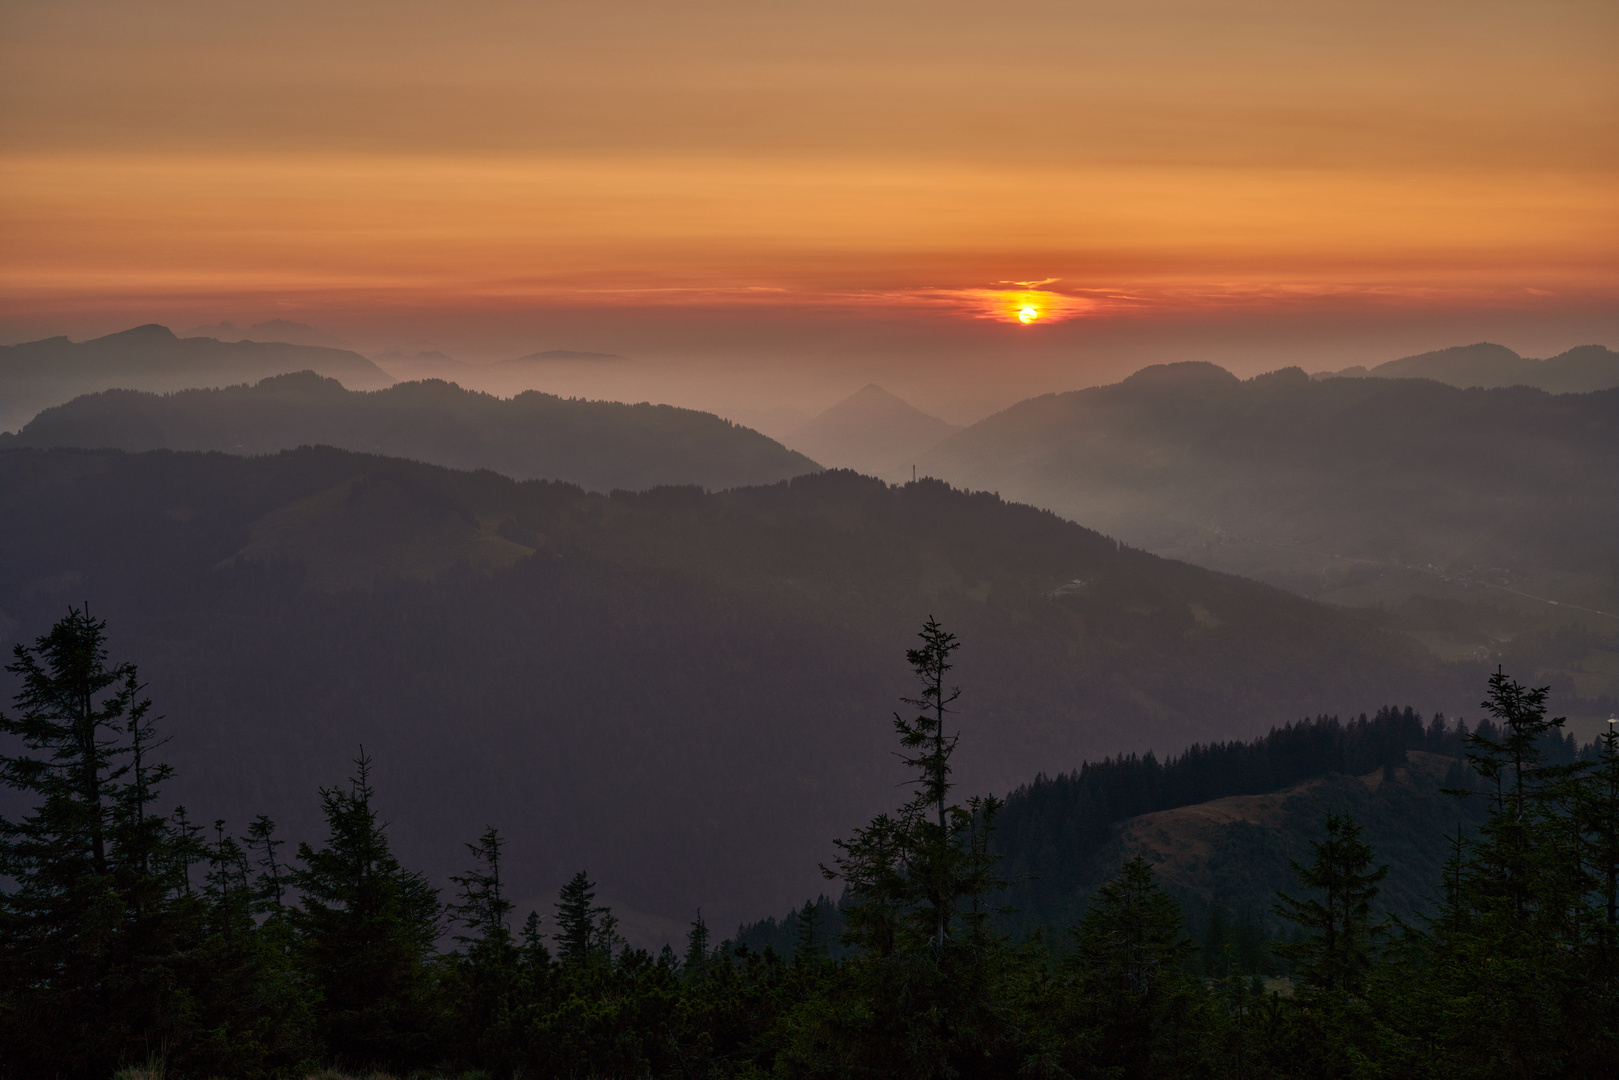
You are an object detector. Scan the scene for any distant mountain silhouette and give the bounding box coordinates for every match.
[371,347,471,380]
[1312,342,1618,393]
[784,384,961,477]
[0,324,393,431]
[917,363,1617,616]
[181,319,350,348]
[2,370,822,492]
[1,446,1475,930]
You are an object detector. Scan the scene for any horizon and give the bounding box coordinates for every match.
[4,1,1616,422]
[7,317,1613,432]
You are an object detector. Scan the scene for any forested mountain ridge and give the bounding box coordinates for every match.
[744,706,1522,956]
[746,760,1492,968]
[2,369,822,493]
[0,323,395,431]
[0,444,1481,932]
[916,365,1619,712]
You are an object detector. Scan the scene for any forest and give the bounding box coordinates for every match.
[3,608,1615,1079]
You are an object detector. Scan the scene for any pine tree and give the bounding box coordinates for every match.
[554,869,604,966]
[118,685,171,886]
[1382,670,1610,1076]
[593,904,623,967]
[1274,812,1388,998]
[1463,668,1577,922]
[244,813,288,914]
[896,616,961,953]
[1568,718,1619,1059]
[1067,856,1204,1080]
[0,607,181,1076]
[170,803,207,896]
[204,818,252,934]
[516,908,552,1005]
[450,826,516,966]
[520,908,551,970]
[792,898,827,968]
[290,749,442,1069]
[448,826,520,1070]
[812,618,1022,1077]
[685,908,711,979]
[824,617,1004,960]
[184,813,318,1077]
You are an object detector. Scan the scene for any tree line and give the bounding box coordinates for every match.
[2,609,1615,1078]
[985,703,1583,935]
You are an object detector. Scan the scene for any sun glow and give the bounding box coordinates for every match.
[968,287,1090,324]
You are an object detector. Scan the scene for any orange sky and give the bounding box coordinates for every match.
[2,0,1615,413]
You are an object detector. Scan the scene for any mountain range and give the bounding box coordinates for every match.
[11,352,1613,716]
[1311,342,1618,393]
[1,370,820,493]
[0,444,1482,934]
[0,324,393,432]
[917,363,1617,619]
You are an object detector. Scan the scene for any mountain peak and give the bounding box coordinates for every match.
[1546,343,1616,363]
[1388,342,1520,366]
[1119,361,1240,389]
[94,324,179,345]
[786,384,960,475]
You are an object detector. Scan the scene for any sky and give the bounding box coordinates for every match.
[2,0,1615,421]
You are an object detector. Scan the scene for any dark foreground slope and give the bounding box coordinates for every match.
[0,324,395,431]
[0,446,1481,932]
[3,370,821,492]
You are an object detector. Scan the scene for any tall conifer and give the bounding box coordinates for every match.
[0,607,180,1075]
[1274,813,1388,997]
[290,749,442,1069]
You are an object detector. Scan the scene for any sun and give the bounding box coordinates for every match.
[962,286,1083,324]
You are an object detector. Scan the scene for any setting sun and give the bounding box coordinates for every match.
[1018,306,1039,324]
